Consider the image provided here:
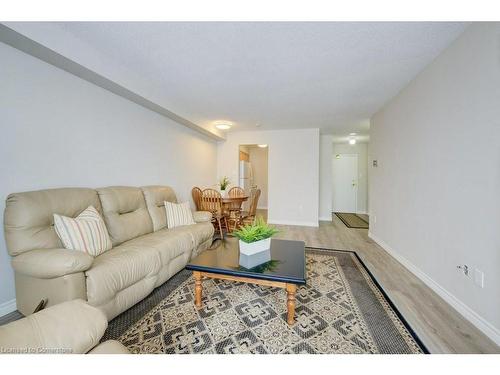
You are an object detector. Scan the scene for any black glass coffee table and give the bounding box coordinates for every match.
[186,237,306,325]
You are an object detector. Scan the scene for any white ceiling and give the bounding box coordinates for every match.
[55,22,467,137]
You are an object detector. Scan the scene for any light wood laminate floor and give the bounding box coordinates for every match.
[265,210,499,353]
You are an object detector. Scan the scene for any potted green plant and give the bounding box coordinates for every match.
[219,176,230,196]
[233,217,279,262]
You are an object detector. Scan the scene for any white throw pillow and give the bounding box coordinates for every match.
[164,201,196,228]
[54,205,112,256]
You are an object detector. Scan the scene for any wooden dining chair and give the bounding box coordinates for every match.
[242,188,261,225]
[191,187,202,211]
[200,188,228,238]
[228,186,245,197]
[227,187,246,231]
[243,186,256,213]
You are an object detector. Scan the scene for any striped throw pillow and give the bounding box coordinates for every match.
[54,206,112,256]
[164,201,195,228]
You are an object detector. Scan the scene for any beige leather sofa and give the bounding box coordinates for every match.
[4,186,214,320]
[0,299,129,354]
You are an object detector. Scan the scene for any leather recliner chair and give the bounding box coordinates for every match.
[0,299,129,354]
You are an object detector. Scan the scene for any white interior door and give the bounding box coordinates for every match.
[332,154,358,213]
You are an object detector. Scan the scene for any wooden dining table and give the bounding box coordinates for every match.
[221,195,248,233]
[221,195,249,205]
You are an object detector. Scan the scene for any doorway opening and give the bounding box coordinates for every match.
[332,144,369,229]
[238,144,268,221]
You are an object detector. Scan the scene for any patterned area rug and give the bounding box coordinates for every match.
[103,248,427,354]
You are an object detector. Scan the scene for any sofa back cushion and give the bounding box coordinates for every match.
[4,188,102,256]
[96,186,153,246]
[141,186,177,231]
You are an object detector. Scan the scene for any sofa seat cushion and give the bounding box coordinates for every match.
[85,243,161,307]
[153,222,213,256]
[185,222,214,248]
[123,226,195,266]
[85,222,214,307]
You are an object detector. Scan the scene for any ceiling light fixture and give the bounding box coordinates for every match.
[349,132,357,136]
[349,138,356,145]
[258,144,268,148]
[214,121,232,130]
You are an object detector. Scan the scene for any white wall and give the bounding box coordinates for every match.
[369,23,500,344]
[248,146,268,209]
[333,142,369,214]
[218,129,320,227]
[0,42,217,312]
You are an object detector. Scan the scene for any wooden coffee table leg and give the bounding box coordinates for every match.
[194,271,203,308]
[286,283,297,325]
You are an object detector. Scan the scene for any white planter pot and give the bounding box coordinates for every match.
[239,238,272,269]
[239,238,271,256]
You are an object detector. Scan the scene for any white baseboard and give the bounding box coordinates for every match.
[368,231,500,346]
[268,219,319,227]
[0,299,17,317]
[319,216,333,222]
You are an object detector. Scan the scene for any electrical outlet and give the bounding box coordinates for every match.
[474,269,484,288]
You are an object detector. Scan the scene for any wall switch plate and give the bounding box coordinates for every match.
[474,269,484,288]
[457,264,469,276]
[372,160,378,167]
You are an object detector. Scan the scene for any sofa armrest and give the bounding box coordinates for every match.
[193,211,212,223]
[88,340,130,354]
[0,299,107,354]
[12,248,94,279]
